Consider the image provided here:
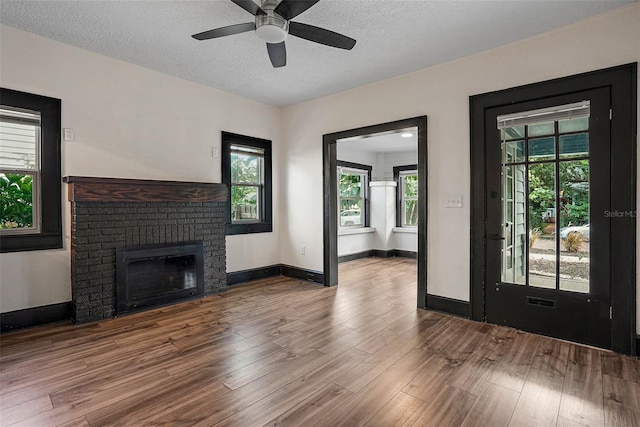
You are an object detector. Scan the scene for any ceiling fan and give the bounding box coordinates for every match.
[192,0,356,68]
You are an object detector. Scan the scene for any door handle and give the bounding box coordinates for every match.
[486,233,505,240]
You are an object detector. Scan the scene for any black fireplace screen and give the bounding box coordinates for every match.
[116,241,204,314]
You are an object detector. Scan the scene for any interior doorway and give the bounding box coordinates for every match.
[323,116,428,308]
[336,128,417,261]
[470,64,637,355]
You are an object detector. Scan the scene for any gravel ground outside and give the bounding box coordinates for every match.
[529,258,589,280]
[528,236,589,280]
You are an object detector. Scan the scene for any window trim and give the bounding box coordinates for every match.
[337,160,372,228]
[221,131,272,235]
[0,88,61,253]
[393,164,418,227]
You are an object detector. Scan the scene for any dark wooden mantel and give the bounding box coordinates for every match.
[63,176,227,203]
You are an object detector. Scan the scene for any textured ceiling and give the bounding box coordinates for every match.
[0,0,634,107]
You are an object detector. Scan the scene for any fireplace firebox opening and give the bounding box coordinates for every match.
[116,241,205,315]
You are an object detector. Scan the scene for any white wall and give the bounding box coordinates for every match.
[369,182,397,251]
[0,25,281,313]
[280,5,640,330]
[380,150,419,181]
[336,144,377,173]
[337,230,375,257]
[393,229,418,253]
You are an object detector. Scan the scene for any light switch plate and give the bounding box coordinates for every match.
[444,193,463,208]
[63,128,75,141]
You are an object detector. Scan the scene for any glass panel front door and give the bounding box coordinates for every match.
[478,81,621,351]
[500,103,591,294]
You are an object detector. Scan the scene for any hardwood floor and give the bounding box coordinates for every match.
[1,257,639,426]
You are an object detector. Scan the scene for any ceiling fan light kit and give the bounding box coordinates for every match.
[192,0,356,68]
[255,14,288,43]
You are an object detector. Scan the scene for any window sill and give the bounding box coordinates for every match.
[226,222,272,235]
[392,227,417,234]
[0,232,63,253]
[338,227,376,236]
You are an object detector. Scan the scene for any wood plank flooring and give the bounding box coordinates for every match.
[1,257,639,426]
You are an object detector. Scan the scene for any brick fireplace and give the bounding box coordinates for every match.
[64,176,228,324]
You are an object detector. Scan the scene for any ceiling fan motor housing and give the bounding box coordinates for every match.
[255,0,289,43]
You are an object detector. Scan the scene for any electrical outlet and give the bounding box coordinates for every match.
[212,147,219,158]
[301,245,306,255]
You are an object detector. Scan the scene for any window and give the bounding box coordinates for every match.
[394,165,418,227]
[1,107,40,232]
[230,145,264,223]
[338,161,371,228]
[0,88,61,253]
[497,101,592,292]
[221,132,272,235]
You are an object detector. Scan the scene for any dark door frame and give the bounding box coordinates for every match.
[470,63,637,355]
[323,116,428,309]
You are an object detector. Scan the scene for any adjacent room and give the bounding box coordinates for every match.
[336,128,418,260]
[0,0,638,425]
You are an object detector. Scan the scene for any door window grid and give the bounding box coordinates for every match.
[499,103,590,293]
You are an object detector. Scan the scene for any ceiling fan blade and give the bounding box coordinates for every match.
[267,42,287,68]
[192,22,255,40]
[274,0,320,21]
[288,22,356,50]
[231,0,265,16]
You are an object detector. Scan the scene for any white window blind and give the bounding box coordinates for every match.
[0,107,40,171]
[497,101,590,129]
[230,144,264,155]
